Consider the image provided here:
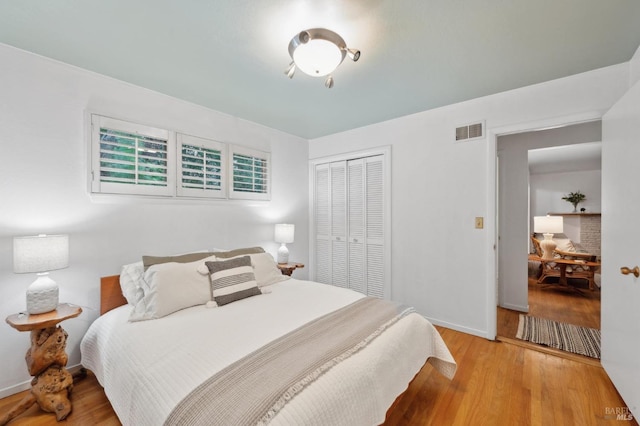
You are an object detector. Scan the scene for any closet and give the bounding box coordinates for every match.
[311,150,390,299]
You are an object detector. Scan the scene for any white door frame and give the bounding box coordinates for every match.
[485,111,604,340]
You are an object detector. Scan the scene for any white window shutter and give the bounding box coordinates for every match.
[91,115,174,197]
[177,134,226,199]
[90,114,277,203]
[228,145,270,200]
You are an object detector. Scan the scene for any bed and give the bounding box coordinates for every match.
[81,249,456,425]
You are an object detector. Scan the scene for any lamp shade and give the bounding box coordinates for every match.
[14,234,69,273]
[288,29,349,78]
[533,216,563,234]
[274,224,295,244]
[293,38,343,77]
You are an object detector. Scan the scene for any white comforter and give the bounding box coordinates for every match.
[81,279,456,426]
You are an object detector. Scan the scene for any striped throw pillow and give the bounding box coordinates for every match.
[205,256,262,306]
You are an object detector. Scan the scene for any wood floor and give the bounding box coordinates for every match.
[384,327,634,426]
[1,324,634,425]
[0,372,118,426]
[497,277,601,344]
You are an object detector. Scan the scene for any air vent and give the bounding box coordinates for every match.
[455,121,484,142]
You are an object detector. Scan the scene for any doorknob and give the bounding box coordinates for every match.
[620,266,640,277]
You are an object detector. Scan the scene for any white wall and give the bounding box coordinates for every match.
[530,169,602,217]
[309,64,629,336]
[0,44,309,396]
[530,168,601,244]
[497,122,601,311]
[630,45,640,88]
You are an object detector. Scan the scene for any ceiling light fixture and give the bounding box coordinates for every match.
[285,28,360,89]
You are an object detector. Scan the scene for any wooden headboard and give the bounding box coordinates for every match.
[100,275,127,315]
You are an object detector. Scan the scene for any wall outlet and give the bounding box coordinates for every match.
[475,217,484,229]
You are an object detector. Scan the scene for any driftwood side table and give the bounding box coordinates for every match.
[2,303,82,425]
[277,262,305,276]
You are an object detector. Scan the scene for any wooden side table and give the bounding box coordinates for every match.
[2,303,82,424]
[277,262,304,276]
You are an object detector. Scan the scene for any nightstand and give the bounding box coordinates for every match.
[3,303,82,424]
[277,262,305,276]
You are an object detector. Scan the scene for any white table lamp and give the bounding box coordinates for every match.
[13,234,69,314]
[275,224,294,264]
[533,216,563,260]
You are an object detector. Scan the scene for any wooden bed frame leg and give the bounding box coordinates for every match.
[0,393,37,426]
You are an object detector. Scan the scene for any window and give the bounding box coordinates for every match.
[177,134,226,199]
[90,115,175,196]
[90,114,270,201]
[229,146,271,200]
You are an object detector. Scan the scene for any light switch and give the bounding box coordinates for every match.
[475,217,484,229]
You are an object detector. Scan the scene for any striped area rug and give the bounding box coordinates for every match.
[516,315,601,359]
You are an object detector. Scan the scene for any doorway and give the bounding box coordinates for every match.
[495,121,602,356]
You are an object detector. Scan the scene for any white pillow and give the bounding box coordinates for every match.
[120,250,210,306]
[120,261,145,305]
[129,254,217,321]
[250,252,290,287]
[196,252,288,287]
[554,237,576,253]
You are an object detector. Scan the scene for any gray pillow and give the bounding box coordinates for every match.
[212,246,265,259]
[142,252,214,271]
[205,256,261,306]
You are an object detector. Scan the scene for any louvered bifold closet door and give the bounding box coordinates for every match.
[330,161,348,288]
[313,153,387,297]
[365,156,385,298]
[314,164,331,284]
[347,159,366,294]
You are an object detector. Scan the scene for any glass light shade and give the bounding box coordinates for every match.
[533,216,563,234]
[293,39,343,77]
[13,234,69,273]
[275,224,295,243]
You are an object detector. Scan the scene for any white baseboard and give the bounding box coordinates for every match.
[0,363,83,400]
[500,303,529,313]
[0,380,30,400]
[424,316,490,339]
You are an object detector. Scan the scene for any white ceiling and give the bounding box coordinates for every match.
[1,1,639,139]
[529,142,602,175]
